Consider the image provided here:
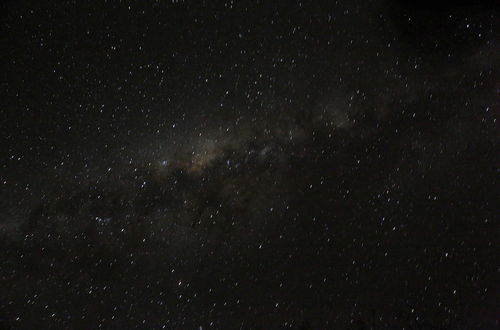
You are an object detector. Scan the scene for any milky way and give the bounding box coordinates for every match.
[0,0,498,328]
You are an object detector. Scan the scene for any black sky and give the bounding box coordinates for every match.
[0,0,498,329]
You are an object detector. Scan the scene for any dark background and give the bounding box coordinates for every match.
[0,0,498,328]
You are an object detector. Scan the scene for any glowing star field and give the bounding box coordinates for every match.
[0,0,498,328]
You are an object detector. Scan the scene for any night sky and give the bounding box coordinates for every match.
[0,0,498,329]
